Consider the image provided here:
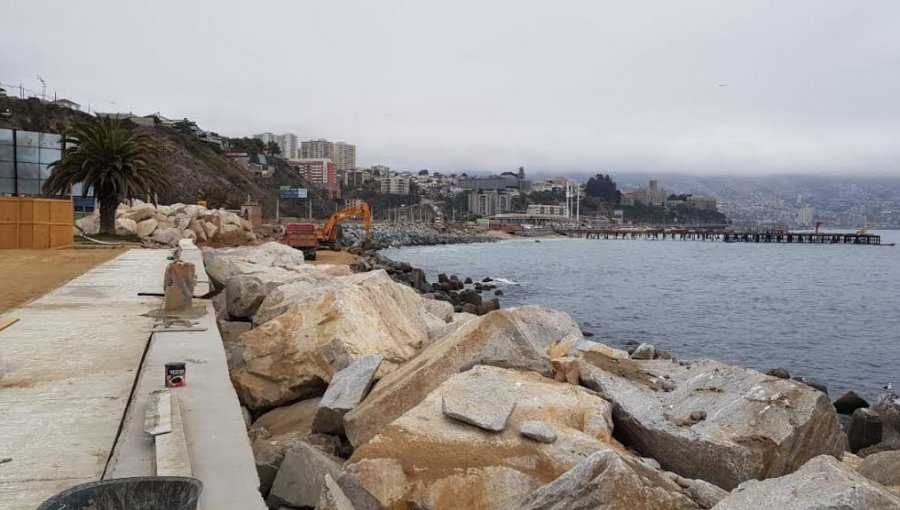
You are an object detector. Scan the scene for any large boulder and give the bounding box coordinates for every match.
[248,397,324,495]
[114,217,137,236]
[873,389,900,436]
[125,203,156,223]
[712,455,900,509]
[224,267,318,320]
[313,355,383,435]
[231,271,452,410]
[344,306,583,447]
[519,449,706,510]
[203,242,305,289]
[75,214,100,235]
[267,441,343,509]
[150,227,183,246]
[135,218,158,238]
[847,407,883,453]
[577,353,846,490]
[856,450,900,493]
[341,366,618,509]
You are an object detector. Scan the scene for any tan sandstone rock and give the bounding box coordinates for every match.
[343,306,583,447]
[231,270,452,410]
[341,366,618,509]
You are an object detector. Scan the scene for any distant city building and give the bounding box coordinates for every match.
[526,204,566,217]
[346,169,373,187]
[344,198,366,209]
[686,195,717,211]
[459,167,531,192]
[797,206,815,227]
[380,175,410,195]
[51,98,80,111]
[300,139,356,182]
[253,132,298,158]
[468,191,513,217]
[621,180,667,207]
[287,158,340,198]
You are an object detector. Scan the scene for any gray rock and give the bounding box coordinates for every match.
[765,367,790,379]
[793,376,828,395]
[267,441,343,509]
[687,478,728,509]
[873,389,900,435]
[630,343,656,360]
[577,355,846,490]
[317,473,355,510]
[833,390,869,415]
[847,407,883,453]
[519,449,705,509]
[712,455,900,509]
[519,420,557,443]
[441,370,516,432]
[859,437,900,457]
[857,450,900,488]
[336,472,383,510]
[241,406,252,430]
[462,303,478,314]
[313,355,383,435]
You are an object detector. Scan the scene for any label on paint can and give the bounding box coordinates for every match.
[165,362,186,387]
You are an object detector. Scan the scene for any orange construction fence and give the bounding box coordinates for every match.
[0,197,74,249]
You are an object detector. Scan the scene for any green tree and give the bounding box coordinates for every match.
[266,141,281,156]
[584,173,620,203]
[44,117,168,234]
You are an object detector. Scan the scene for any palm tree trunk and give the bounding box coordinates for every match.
[99,193,119,235]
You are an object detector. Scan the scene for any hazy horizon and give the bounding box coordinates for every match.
[3,1,900,176]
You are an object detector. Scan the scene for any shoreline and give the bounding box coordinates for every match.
[367,236,890,403]
[206,242,900,508]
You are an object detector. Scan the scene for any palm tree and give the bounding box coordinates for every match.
[44,117,168,234]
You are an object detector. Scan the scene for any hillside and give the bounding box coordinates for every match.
[0,96,337,218]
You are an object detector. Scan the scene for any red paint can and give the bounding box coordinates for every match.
[165,362,186,387]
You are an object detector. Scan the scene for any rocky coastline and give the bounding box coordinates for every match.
[206,242,900,510]
[340,223,496,249]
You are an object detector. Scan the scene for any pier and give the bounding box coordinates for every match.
[557,228,885,245]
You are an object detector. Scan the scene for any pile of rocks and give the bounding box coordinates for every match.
[341,224,493,249]
[350,252,501,315]
[206,244,900,509]
[75,199,255,247]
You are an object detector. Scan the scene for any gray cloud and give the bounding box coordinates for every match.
[2,0,899,176]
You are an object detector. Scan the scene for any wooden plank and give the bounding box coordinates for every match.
[144,389,173,436]
[0,317,20,332]
[155,391,193,477]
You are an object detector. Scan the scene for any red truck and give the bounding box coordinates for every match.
[284,223,318,260]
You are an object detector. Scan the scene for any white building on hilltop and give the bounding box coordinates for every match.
[252,132,299,158]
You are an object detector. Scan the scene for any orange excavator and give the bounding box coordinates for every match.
[316,202,372,251]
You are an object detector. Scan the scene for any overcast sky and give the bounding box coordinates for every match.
[3,1,899,176]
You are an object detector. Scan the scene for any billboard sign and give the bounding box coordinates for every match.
[279,187,308,199]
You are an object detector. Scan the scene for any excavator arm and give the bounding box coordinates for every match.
[317,202,372,249]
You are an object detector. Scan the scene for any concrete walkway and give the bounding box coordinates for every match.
[0,247,263,509]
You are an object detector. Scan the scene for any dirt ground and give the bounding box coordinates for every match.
[0,248,125,313]
[312,250,358,265]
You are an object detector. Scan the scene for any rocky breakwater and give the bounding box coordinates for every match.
[203,242,900,509]
[341,223,493,249]
[350,251,502,316]
[75,199,255,247]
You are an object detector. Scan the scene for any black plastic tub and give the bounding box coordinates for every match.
[37,476,202,510]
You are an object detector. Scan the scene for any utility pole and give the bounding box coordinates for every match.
[275,191,280,222]
[576,183,580,224]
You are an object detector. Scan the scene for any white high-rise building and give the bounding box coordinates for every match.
[253,132,299,158]
[301,139,356,183]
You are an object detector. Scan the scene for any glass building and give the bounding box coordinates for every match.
[0,128,72,196]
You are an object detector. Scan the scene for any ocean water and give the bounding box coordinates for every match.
[383,230,900,400]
